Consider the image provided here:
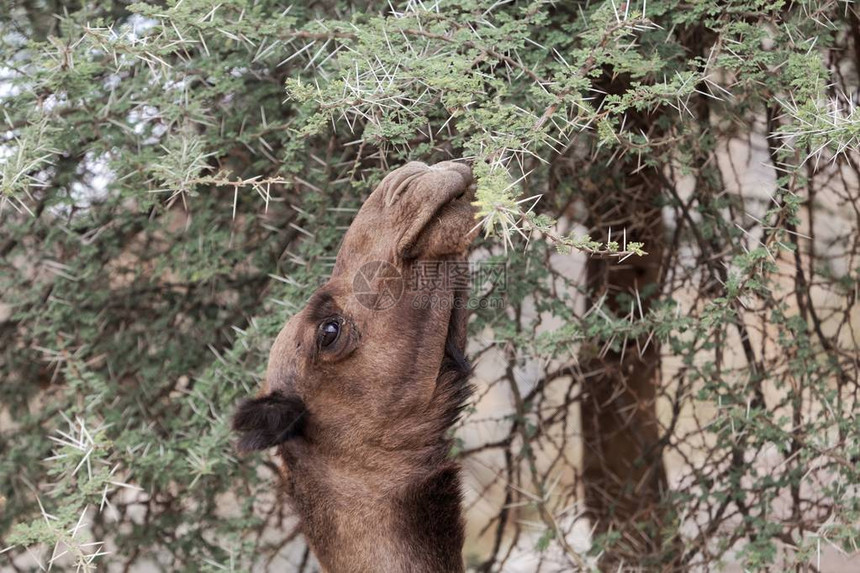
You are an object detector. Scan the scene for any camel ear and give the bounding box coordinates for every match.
[232,392,307,452]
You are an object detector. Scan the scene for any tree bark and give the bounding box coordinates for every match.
[580,168,670,563]
[576,99,673,566]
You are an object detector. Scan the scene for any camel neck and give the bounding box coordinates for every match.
[286,452,465,573]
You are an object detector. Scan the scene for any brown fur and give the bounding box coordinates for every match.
[233,161,477,572]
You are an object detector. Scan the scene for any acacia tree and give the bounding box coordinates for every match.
[1,1,859,571]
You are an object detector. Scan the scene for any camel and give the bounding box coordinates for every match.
[233,161,478,572]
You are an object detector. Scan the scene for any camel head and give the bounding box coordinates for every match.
[233,161,477,458]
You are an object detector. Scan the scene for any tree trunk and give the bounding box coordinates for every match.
[579,133,673,566]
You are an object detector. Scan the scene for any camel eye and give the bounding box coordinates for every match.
[318,319,341,348]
